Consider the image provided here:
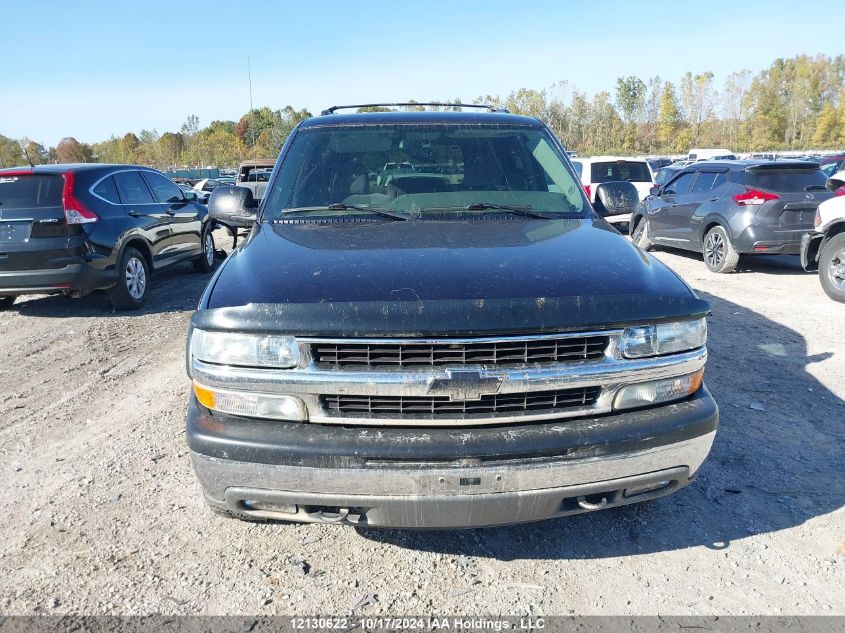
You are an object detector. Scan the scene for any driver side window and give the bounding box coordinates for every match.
[664,172,697,196]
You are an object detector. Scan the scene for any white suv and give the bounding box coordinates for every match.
[570,156,653,225]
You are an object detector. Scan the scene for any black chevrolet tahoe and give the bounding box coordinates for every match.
[186,105,718,528]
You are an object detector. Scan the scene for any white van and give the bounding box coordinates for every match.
[688,148,737,161]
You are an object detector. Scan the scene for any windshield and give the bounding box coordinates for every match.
[262,123,587,220]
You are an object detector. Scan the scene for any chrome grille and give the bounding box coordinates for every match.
[321,386,601,417]
[312,336,609,369]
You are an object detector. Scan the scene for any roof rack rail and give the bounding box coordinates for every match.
[319,103,509,116]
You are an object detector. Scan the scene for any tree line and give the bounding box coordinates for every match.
[2,54,844,170]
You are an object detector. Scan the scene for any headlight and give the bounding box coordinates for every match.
[613,370,704,410]
[190,329,300,368]
[193,381,307,421]
[620,318,706,359]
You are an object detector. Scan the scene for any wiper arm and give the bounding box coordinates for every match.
[804,185,828,191]
[464,203,557,219]
[283,204,409,221]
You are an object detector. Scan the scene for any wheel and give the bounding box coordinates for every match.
[819,233,845,303]
[702,225,739,273]
[108,247,150,310]
[0,296,16,311]
[631,217,653,251]
[193,228,215,273]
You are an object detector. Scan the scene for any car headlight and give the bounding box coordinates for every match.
[620,318,707,359]
[613,370,704,410]
[190,328,300,368]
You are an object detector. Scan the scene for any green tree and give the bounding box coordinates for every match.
[615,76,646,150]
[0,134,24,167]
[22,139,48,165]
[812,102,841,146]
[657,82,682,151]
[679,71,716,144]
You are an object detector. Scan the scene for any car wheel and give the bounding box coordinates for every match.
[193,228,216,273]
[819,233,845,303]
[702,226,739,273]
[631,217,653,251]
[0,296,16,311]
[108,247,150,310]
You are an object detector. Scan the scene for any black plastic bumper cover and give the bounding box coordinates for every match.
[0,263,116,295]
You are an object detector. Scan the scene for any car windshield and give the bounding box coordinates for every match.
[262,123,587,220]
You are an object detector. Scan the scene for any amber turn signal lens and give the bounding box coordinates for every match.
[193,381,216,409]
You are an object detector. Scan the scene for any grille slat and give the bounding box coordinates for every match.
[321,386,601,418]
[313,336,609,369]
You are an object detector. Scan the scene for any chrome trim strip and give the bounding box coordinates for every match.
[88,168,177,206]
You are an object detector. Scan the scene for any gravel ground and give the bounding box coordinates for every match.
[0,228,842,616]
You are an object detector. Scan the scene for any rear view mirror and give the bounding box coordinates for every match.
[208,186,258,228]
[593,181,640,218]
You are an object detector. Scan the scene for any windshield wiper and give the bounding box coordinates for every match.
[282,204,409,221]
[463,203,558,219]
[804,185,828,191]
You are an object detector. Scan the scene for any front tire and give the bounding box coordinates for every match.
[108,247,150,310]
[819,233,845,303]
[192,228,215,273]
[0,296,16,311]
[631,217,653,250]
[702,225,739,273]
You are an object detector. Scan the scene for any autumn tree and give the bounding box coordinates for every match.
[56,137,91,163]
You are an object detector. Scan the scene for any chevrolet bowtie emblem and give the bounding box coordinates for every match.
[426,369,505,401]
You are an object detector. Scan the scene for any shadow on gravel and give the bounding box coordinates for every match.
[7,258,223,319]
[359,290,844,560]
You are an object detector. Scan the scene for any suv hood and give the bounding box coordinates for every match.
[198,218,707,336]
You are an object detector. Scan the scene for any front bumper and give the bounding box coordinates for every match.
[0,263,116,296]
[800,232,823,271]
[188,386,718,528]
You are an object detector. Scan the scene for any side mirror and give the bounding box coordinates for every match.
[593,181,640,218]
[649,184,660,197]
[207,186,258,228]
[183,190,197,201]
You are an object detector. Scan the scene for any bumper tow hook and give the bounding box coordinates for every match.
[317,508,350,523]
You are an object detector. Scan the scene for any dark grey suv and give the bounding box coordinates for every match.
[630,160,833,273]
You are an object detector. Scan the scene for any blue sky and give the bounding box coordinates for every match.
[2,0,842,146]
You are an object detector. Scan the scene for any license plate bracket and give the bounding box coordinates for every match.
[0,222,31,242]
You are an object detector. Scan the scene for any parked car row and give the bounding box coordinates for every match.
[0,165,216,310]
